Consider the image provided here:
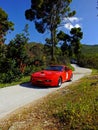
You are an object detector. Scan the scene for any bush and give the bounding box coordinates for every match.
[0,69,22,83]
[77,54,98,69]
[0,59,22,83]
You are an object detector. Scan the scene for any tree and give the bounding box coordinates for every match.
[8,32,29,74]
[57,27,83,58]
[70,27,83,58]
[25,0,75,60]
[0,25,30,83]
[0,44,7,73]
[57,31,71,56]
[0,8,14,44]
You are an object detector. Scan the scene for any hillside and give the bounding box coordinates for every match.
[81,44,98,54]
[27,42,98,56]
[28,43,98,55]
[77,44,98,69]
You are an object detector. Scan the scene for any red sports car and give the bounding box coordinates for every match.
[30,65,73,87]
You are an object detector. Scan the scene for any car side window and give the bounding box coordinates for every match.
[65,67,69,71]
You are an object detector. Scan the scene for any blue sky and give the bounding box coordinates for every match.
[0,0,98,45]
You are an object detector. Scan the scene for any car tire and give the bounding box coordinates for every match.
[57,77,62,87]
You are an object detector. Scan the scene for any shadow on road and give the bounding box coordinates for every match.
[20,82,54,89]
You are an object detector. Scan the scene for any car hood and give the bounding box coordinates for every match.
[32,70,60,78]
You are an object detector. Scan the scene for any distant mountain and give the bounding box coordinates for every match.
[81,44,98,54]
[28,42,98,56]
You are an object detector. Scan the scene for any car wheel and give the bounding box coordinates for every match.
[58,77,62,87]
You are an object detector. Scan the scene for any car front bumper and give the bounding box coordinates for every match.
[31,77,57,87]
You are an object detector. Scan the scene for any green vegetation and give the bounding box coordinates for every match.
[78,44,98,69]
[81,44,98,54]
[0,8,14,44]
[57,28,83,58]
[0,76,30,88]
[52,77,98,129]
[0,71,98,130]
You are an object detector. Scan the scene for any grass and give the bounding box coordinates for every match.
[0,70,98,130]
[0,76,30,88]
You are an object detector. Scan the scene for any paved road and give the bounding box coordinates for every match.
[0,64,92,119]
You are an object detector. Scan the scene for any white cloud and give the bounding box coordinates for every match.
[63,17,82,30]
[74,24,81,28]
[64,23,74,30]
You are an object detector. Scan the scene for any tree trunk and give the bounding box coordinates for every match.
[51,29,55,61]
[20,61,26,73]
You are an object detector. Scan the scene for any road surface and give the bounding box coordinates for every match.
[0,64,92,119]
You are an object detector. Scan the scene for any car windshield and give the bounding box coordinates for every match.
[45,66,63,71]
